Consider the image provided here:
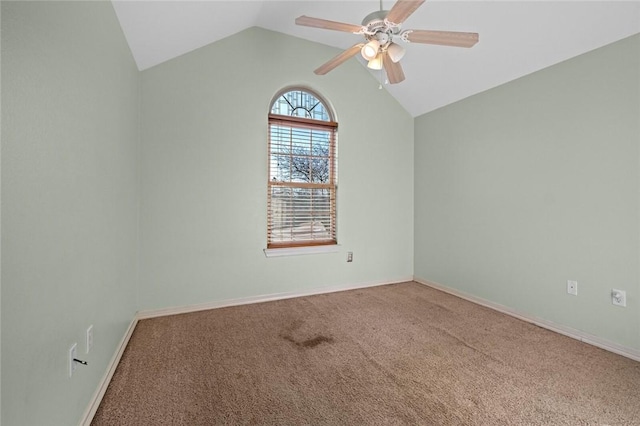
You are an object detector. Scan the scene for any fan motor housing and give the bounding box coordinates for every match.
[361,9,401,44]
[361,10,388,27]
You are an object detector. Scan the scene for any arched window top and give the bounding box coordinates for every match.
[270,88,333,122]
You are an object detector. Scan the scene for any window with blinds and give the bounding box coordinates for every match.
[268,88,337,248]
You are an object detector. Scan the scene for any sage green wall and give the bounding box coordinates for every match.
[1,2,139,425]
[0,3,3,421]
[139,27,414,310]
[414,34,640,350]
[3,2,634,423]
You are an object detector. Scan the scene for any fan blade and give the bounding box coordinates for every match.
[383,52,405,84]
[386,0,425,25]
[405,30,479,48]
[314,43,365,75]
[295,15,363,33]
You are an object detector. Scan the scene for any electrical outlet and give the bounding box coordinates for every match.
[567,280,578,296]
[86,325,93,354]
[347,252,353,262]
[69,343,77,378]
[612,289,626,307]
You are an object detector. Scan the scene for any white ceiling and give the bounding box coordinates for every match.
[112,1,640,117]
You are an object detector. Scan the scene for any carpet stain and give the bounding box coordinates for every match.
[282,334,334,349]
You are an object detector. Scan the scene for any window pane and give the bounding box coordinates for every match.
[287,156,308,183]
[270,154,288,182]
[270,125,332,184]
[312,130,330,152]
[310,160,330,182]
[311,104,328,121]
[269,186,334,242]
[290,128,312,155]
[270,125,290,153]
[271,90,330,122]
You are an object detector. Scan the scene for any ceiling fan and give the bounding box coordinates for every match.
[295,0,479,84]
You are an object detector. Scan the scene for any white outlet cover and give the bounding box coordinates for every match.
[612,289,627,307]
[567,280,578,296]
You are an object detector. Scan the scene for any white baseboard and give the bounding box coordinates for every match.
[137,276,414,319]
[79,316,139,426]
[414,276,640,363]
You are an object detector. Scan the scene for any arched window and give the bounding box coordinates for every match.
[267,88,337,248]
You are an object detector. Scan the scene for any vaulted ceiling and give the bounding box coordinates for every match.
[112,1,640,117]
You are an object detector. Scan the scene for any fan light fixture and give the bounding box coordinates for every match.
[295,0,480,85]
[387,42,405,63]
[367,53,383,70]
[361,40,380,61]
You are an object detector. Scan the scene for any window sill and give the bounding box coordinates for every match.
[264,245,340,258]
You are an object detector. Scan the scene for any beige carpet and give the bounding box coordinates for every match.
[92,282,640,425]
